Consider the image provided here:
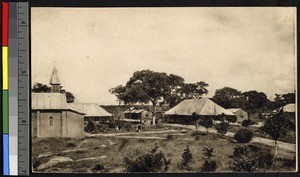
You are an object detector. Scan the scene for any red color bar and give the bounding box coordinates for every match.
[2,2,8,46]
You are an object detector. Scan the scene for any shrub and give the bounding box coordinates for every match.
[92,163,105,172]
[241,119,252,128]
[65,142,76,148]
[256,147,273,169]
[201,160,217,172]
[215,122,230,137]
[282,156,296,168]
[231,145,273,172]
[179,145,193,170]
[32,158,42,169]
[199,117,213,134]
[234,128,253,143]
[84,121,96,133]
[225,116,237,123]
[166,134,173,140]
[200,146,217,172]
[123,145,171,172]
[203,147,214,159]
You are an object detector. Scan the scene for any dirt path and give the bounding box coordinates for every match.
[164,123,296,152]
[86,129,178,137]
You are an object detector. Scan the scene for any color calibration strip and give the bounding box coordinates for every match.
[2,2,29,176]
[2,2,10,175]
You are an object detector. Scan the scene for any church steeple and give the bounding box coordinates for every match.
[50,66,61,93]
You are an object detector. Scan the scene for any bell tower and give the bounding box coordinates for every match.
[50,66,61,93]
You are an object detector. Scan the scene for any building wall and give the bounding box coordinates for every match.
[65,111,84,138]
[236,110,248,122]
[31,112,37,138]
[37,111,63,137]
[31,110,84,138]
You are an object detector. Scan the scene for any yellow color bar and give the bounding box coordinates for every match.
[2,46,8,90]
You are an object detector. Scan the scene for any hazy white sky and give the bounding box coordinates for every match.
[31,7,296,105]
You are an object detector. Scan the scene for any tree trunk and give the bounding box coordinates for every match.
[151,101,156,125]
[274,139,278,157]
[274,139,278,170]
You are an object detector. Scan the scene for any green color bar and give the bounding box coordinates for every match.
[3,90,9,133]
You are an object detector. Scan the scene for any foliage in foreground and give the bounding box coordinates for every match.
[123,145,171,172]
[179,145,193,170]
[261,110,290,156]
[234,128,253,143]
[200,147,217,172]
[231,145,273,172]
[215,121,230,137]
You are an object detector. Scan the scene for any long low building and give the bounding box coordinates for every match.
[69,103,112,123]
[164,98,234,123]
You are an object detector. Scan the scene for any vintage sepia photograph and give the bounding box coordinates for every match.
[31,7,297,173]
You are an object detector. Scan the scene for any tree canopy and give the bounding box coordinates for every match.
[211,87,293,112]
[109,70,209,111]
[32,82,75,103]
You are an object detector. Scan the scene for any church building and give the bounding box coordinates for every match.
[31,67,85,138]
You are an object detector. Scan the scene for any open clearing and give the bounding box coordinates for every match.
[32,127,296,173]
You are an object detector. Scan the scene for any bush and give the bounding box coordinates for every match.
[282,156,296,168]
[231,145,273,172]
[179,145,193,170]
[123,145,171,172]
[84,121,96,133]
[199,117,213,134]
[166,134,173,140]
[215,122,230,137]
[234,128,253,143]
[92,163,105,172]
[225,116,237,123]
[65,142,76,148]
[201,160,217,172]
[203,147,214,159]
[241,119,255,128]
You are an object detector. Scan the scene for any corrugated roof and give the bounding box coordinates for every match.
[50,66,60,85]
[32,93,84,114]
[69,103,112,117]
[124,108,147,114]
[282,103,295,113]
[164,98,235,116]
[226,108,242,114]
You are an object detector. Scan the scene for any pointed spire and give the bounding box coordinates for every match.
[50,66,60,85]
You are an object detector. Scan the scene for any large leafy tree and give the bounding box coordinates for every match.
[32,82,75,103]
[242,90,268,112]
[273,92,295,109]
[212,87,245,109]
[110,70,209,116]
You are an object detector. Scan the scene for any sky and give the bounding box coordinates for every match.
[31,7,296,105]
